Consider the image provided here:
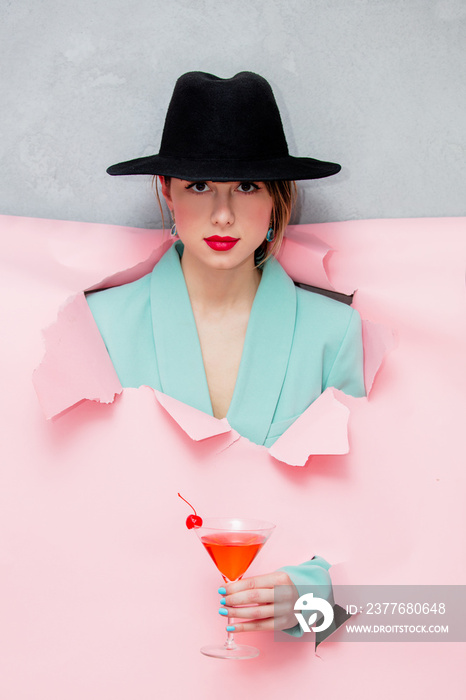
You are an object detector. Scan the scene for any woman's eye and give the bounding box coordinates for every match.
[237,182,259,194]
[187,182,210,193]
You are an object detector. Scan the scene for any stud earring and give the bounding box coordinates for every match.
[266,227,274,242]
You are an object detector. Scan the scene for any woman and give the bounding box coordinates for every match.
[87,71,365,447]
[87,71,365,638]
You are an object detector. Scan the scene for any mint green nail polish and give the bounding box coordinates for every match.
[220,598,226,605]
[219,608,228,616]
[218,587,227,595]
[226,625,235,632]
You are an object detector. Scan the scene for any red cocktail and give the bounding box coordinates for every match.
[201,532,267,582]
[195,517,275,659]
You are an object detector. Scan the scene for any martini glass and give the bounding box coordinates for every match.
[195,517,275,659]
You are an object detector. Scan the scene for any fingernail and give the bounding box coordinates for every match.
[218,587,227,595]
[226,625,235,632]
[219,608,228,616]
[220,598,226,605]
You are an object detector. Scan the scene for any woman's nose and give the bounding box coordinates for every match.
[210,192,235,227]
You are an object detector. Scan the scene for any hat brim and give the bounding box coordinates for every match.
[106,154,341,181]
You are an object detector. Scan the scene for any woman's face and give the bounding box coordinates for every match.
[160,177,273,272]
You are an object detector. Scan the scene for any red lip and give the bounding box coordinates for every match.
[204,236,239,251]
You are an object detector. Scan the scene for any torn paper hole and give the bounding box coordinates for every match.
[33,225,393,464]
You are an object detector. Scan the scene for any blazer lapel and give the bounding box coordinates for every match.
[149,243,213,416]
[227,257,297,445]
[150,245,297,444]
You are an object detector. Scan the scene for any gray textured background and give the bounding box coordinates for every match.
[2,0,465,228]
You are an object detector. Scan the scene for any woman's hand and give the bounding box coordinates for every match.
[218,571,299,633]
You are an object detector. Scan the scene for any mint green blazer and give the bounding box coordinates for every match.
[87,242,365,447]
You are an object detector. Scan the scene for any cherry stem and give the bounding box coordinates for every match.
[178,493,198,516]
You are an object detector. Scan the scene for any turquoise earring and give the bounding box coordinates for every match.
[170,212,178,238]
[266,227,274,242]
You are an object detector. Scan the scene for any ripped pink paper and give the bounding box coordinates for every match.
[1,214,465,700]
[362,319,396,395]
[276,224,336,290]
[33,293,122,418]
[269,388,351,466]
[153,389,237,443]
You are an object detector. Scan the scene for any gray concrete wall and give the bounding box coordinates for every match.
[2,0,465,228]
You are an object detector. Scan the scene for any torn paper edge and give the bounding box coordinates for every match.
[153,389,240,446]
[362,319,397,395]
[268,388,351,466]
[277,226,336,291]
[33,292,123,419]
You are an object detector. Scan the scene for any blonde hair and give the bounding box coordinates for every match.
[152,176,297,262]
[153,176,169,232]
[260,180,297,263]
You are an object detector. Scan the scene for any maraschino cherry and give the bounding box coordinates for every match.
[178,493,203,529]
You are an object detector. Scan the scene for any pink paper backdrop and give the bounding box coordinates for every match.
[1,215,465,699]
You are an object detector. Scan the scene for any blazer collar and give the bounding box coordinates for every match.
[226,255,297,444]
[150,242,213,415]
[149,243,297,445]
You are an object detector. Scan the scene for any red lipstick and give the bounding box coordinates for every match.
[204,236,239,251]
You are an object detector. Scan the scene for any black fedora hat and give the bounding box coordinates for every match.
[107,71,341,181]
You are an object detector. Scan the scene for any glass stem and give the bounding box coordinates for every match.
[225,612,236,650]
